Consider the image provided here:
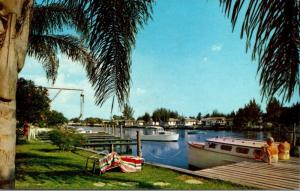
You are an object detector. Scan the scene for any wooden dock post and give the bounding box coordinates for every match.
[136,131,142,157]
[110,144,114,152]
[119,125,123,138]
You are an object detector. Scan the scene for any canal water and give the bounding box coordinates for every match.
[76,126,272,169]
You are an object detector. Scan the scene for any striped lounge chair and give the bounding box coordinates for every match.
[99,152,143,174]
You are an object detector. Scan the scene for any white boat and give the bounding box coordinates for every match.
[188,137,276,169]
[76,127,93,134]
[141,126,179,141]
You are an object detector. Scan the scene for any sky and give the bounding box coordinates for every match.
[20,0,299,119]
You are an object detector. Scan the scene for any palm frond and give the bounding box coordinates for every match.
[31,1,89,37]
[63,0,154,107]
[27,34,59,82]
[28,34,96,83]
[220,0,300,102]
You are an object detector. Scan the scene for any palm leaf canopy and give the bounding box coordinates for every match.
[62,0,154,107]
[220,0,300,102]
[28,1,95,85]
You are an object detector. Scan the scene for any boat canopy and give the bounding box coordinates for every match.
[146,126,164,130]
[206,137,269,148]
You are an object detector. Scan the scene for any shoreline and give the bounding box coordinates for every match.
[68,124,273,132]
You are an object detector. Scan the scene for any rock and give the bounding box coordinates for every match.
[153,182,170,186]
[185,179,203,184]
[93,182,106,187]
[117,182,138,187]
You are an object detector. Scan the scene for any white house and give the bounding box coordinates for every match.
[124,120,135,127]
[201,117,226,127]
[183,118,197,126]
[166,118,178,126]
[147,119,159,126]
[136,120,145,126]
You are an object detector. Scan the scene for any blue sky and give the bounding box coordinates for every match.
[20,0,299,119]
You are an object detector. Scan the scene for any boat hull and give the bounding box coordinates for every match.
[187,142,255,169]
[141,133,179,141]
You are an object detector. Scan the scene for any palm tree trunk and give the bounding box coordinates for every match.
[0,0,33,189]
[0,101,16,189]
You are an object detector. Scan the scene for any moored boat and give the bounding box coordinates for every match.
[141,126,179,141]
[187,137,277,169]
[76,127,93,134]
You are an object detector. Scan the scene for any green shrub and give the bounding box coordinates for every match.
[48,128,86,151]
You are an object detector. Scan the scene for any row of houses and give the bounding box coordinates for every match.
[124,117,231,127]
[69,117,232,128]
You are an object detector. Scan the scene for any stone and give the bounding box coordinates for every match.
[184,179,203,184]
[153,182,170,186]
[93,182,106,187]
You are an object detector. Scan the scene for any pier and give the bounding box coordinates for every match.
[81,131,138,153]
[147,158,300,190]
[196,159,300,189]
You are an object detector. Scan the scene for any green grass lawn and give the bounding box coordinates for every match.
[16,141,254,189]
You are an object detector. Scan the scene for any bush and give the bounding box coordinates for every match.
[49,128,86,151]
[45,110,68,126]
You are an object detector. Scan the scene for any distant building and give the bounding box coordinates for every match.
[183,118,197,126]
[147,119,159,126]
[136,120,145,126]
[201,117,226,127]
[166,118,178,126]
[196,120,202,125]
[124,120,135,127]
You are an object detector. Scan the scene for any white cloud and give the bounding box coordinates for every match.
[202,57,208,63]
[58,55,84,75]
[136,88,146,96]
[211,43,222,52]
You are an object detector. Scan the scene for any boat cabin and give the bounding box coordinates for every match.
[204,137,272,159]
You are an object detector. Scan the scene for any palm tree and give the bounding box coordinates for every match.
[0,0,153,188]
[62,0,153,106]
[122,103,135,120]
[28,1,95,83]
[219,0,299,102]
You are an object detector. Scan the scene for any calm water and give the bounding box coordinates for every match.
[75,126,272,169]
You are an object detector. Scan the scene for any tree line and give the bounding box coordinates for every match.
[18,78,299,130]
[136,99,299,129]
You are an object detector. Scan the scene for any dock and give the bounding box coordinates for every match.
[196,159,300,189]
[147,158,300,190]
[81,132,137,153]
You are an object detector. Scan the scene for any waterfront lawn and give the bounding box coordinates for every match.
[16,142,254,189]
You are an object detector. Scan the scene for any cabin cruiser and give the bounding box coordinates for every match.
[187,137,277,169]
[141,126,179,141]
